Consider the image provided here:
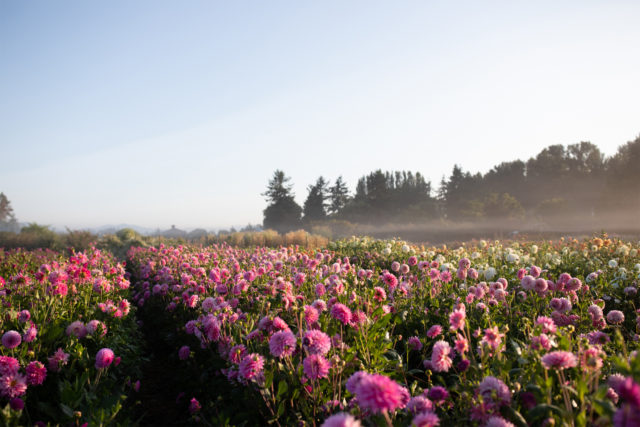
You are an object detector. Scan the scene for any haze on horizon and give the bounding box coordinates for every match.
[1,1,639,230]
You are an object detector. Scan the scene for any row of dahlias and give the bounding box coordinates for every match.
[127,236,640,425]
[0,248,143,425]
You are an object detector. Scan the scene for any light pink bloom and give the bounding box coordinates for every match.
[412,411,440,427]
[321,412,361,427]
[431,340,452,372]
[541,351,577,370]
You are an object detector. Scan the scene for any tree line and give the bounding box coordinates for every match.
[263,135,640,232]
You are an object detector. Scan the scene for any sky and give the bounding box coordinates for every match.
[1,0,639,230]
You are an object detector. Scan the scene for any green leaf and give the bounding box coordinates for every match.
[60,403,74,418]
[277,380,288,398]
[528,403,563,421]
[500,405,528,427]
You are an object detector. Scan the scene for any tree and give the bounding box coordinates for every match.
[262,170,302,233]
[303,177,328,223]
[0,192,18,232]
[328,176,350,215]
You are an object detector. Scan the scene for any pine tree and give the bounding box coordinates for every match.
[262,171,302,233]
[303,177,328,223]
[0,192,18,232]
[328,176,350,215]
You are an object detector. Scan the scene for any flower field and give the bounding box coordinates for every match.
[2,237,640,426]
[123,236,640,426]
[0,248,143,426]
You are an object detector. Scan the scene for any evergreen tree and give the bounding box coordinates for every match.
[328,176,350,215]
[262,170,302,233]
[0,192,18,232]
[302,176,329,223]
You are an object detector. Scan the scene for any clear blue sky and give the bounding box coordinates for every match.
[1,1,639,230]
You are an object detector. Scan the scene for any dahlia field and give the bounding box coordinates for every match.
[0,248,143,426]
[125,236,640,427]
[2,237,640,426]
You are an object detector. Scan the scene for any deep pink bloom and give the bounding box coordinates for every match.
[269,330,297,358]
[382,272,399,290]
[427,386,449,402]
[330,303,352,325]
[95,348,115,369]
[354,373,406,413]
[23,325,37,342]
[238,353,264,381]
[0,356,19,376]
[303,354,331,380]
[10,397,24,411]
[189,397,201,413]
[2,331,21,349]
[303,330,331,355]
[26,361,47,385]
[373,287,387,302]
[426,325,442,339]
[48,348,70,372]
[541,351,577,370]
[178,345,190,360]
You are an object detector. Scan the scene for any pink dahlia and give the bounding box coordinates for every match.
[408,336,423,351]
[2,331,21,349]
[449,309,466,331]
[95,348,115,369]
[0,356,19,376]
[0,373,27,398]
[303,354,331,380]
[541,351,577,370]
[354,373,406,413]
[66,321,87,339]
[330,303,352,325]
[426,325,443,339]
[430,340,452,373]
[346,371,368,394]
[238,353,264,381]
[406,395,434,413]
[535,316,557,334]
[269,330,297,358]
[412,411,440,427]
[178,345,190,361]
[48,348,70,372]
[607,310,625,325]
[478,376,511,406]
[485,416,515,427]
[303,330,331,355]
[25,361,47,385]
[321,412,361,427]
